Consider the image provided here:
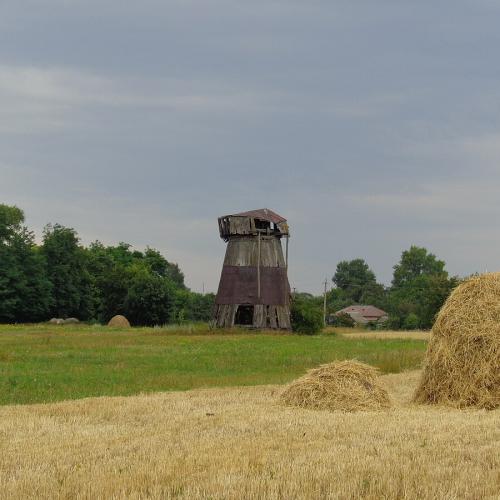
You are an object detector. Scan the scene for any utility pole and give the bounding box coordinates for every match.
[257,231,261,300]
[323,278,328,327]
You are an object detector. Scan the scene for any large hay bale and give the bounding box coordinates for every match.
[414,273,500,409]
[107,315,131,328]
[280,360,391,412]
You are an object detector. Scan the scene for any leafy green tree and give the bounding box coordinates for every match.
[86,242,188,323]
[0,204,201,325]
[124,268,176,326]
[104,242,140,267]
[0,244,19,321]
[97,265,131,322]
[10,230,52,322]
[388,246,457,329]
[0,205,52,322]
[325,287,351,315]
[86,241,122,321]
[392,246,446,287]
[143,248,185,288]
[399,273,458,328]
[42,224,94,320]
[334,259,376,292]
[359,282,387,310]
[188,292,215,321]
[332,259,386,307]
[171,289,215,323]
[0,204,24,243]
[403,312,420,330]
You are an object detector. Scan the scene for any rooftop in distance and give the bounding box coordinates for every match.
[336,305,389,325]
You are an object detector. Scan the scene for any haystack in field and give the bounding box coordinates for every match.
[108,315,131,328]
[280,360,391,412]
[414,273,500,409]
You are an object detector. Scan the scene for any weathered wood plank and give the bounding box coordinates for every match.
[253,305,265,328]
[224,238,285,267]
[269,306,278,328]
[229,217,252,235]
[277,306,291,329]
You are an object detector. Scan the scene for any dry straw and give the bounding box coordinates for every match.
[414,272,500,409]
[280,360,391,412]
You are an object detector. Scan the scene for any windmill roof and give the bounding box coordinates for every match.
[222,208,287,224]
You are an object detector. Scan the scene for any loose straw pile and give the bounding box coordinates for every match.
[280,360,391,412]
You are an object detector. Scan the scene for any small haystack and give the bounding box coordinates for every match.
[280,360,391,412]
[108,315,131,328]
[414,273,500,409]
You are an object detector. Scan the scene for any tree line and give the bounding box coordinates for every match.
[1,202,460,329]
[295,247,460,330]
[0,204,214,325]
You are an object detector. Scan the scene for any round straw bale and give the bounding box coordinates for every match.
[63,318,79,324]
[280,360,391,412]
[107,315,131,328]
[413,273,500,409]
[48,318,64,325]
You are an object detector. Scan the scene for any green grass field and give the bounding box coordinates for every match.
[0,324,428,405]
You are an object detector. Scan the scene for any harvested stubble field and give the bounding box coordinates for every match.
[339,330,430,341]
[0,370,498,499]
[323,327,430,340]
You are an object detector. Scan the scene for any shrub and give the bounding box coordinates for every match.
[385,315,402,330]
[291,300,323,335]
[334,312,356,327]
[403,312,420,330]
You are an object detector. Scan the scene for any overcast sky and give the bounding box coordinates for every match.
[1,0,500,293]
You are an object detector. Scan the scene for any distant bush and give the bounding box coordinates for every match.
[384,315,402,330]
[291,300,323,335]
[403,313,420,330]
[334,312,356,328]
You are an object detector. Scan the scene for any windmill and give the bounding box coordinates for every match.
[214,208,291,329]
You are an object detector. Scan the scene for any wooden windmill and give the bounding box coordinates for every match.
[214,208,291,329]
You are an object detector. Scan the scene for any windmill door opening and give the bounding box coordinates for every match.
[235,305,254,326]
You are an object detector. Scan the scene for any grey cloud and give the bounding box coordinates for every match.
[1,1,500,292]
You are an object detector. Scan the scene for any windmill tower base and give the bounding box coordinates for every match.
[215,304,291,329]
